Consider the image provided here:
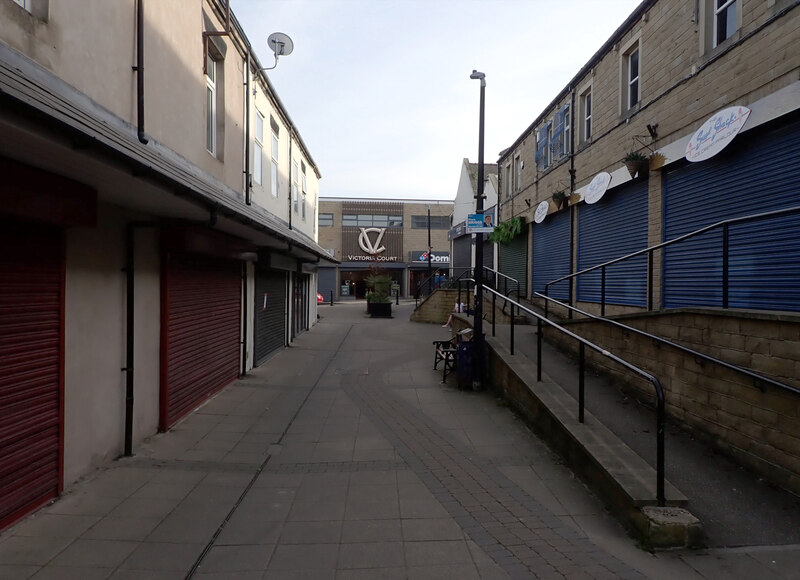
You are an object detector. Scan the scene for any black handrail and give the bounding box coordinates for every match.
[534,292,800,397]
[483,285,666,506]
[543,204,800,315]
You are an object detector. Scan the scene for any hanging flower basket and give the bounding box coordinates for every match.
[623,152,649,179]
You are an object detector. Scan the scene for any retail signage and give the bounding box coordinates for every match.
[534,200,549,223]
[466,213,494,234]
[685,106,751,162]
[410,250,450,264]
[358,227,387,255]
[449,222,466,240]
[345,254,401,262]
[584,172,612,205]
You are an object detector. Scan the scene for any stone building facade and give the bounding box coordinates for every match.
[317,198,453,299]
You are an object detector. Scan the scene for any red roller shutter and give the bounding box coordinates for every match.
[161,253,241,430]
[0,222,64,531]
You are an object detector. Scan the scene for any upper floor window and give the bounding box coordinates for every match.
[411,215,450,229]
[301,162,307,220]
[12,0,31,9]
[253,111,264,185]
[205,54,217,155]
[343,214,403,228]
[619,38,641,114]
[319,213,334,227]
[714,0,738,46]
[535,122,552,171]
[292,161,299,213]
[627,48,640,110]
[271,131,279,198]
[550,105,570,161]
[504,164,512,198]
[515,155,522,193]
[580,88,592,142]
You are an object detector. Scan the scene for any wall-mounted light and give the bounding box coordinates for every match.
[647,123,659,140]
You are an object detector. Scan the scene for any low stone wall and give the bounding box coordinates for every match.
[543,308,800,495]
[410,288,519,326]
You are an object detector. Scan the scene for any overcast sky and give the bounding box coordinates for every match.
[232,0,643,201]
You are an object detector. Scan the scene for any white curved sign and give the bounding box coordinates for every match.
[584,172,612,205]
[685,106,750,162]
[534,200,549,223]
[358,227,386,255]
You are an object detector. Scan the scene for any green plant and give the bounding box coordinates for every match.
[552,190,568,202]
[623,150,648,162]
[488,216,524,244]
[365,268,393,303]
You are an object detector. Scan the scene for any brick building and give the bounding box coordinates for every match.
[317,198,453,299]
[494,0,800,493]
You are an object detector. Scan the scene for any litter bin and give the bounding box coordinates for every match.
[456,341,474,391]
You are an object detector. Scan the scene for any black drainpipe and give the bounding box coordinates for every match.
[568,86,577,318]
[135,0,148,144]
[122,222,156,457]
[288,129,293,230]
[244,47,251,205]
[241,261,248,376]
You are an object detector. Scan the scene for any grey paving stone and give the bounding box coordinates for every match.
[341,520,403,543]
[29,566,114,579]
[401,518,465,541]
[406,564,481,580]
[404,539,474,567]
[81,517,161,541]
[10,514,99,539]
[267,543,338,570]
[338,541,405,569]
[0,536,73,566]
[119,541,204,572]
[278,521,341,544]
[0,565,40,580]
[49,539,138,568]
[199,544,274,572]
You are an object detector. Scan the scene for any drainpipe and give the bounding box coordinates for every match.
[288,129,293,230]
[244,47,251,205]
[122,222,156,457]
[568,87,576,316]
[135,0,148,144]
[241,261,248,376]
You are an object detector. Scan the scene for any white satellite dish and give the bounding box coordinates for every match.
[268,32,294,57]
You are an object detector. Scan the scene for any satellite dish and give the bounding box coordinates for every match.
[268,32,294,57]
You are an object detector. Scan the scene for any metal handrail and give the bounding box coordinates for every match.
[534,292,800,397]
[543,204,800,315]
[483,285,666,506]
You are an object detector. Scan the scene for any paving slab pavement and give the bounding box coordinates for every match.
[1,299,798,579]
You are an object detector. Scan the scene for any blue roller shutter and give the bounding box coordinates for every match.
[532,210,571,300]
[663,115,800,311]
[577,180,648,305]
[499,231,528,298]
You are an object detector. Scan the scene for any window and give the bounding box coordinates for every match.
[411,215,450,229]
[515,156,522,193]
[319,213,333,227]
[301,162,307,220]
[549,105,570,161]
[292,161,299,212]
[535,122,552,171]
[580,88,592,142]
[12,0,31,9]
[620,38,641,114]
[253,111,264,185]
[627,48,640,109]
[205,54,217,155]
[271,131,279,198]
[713,0,738,47]
[504,164,512,198]
[343,214,403,227]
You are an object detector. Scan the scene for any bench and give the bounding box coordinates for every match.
[433,329,473,383]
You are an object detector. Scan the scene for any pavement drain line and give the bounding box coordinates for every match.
[345,379,645,580]
[184,325,355,580]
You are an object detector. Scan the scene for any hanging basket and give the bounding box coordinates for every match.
[624,159,649,179]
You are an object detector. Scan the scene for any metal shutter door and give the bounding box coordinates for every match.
[482,235,494,270]
[499,232,528,298]
[317,267,336,302]
[577,181,648,305]
[663,116,800,310]
[0,223,63,530]
[162,253,241,430]
[254,269,286,366]
[452,236,472,278]
[532,211,571,300]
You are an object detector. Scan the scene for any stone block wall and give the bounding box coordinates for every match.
[543,308,800,494]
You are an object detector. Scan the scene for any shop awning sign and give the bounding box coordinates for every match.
[584,172,612,205]
[685,106,750,162]
[534,201,549,223]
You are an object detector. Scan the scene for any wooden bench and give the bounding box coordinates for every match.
[433,329,473,383]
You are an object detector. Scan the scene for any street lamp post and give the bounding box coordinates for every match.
[470,70,485,391]
[427,205,433,294]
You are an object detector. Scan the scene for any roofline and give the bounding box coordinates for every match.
[319,197,455,205]
[499,0,655,163]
